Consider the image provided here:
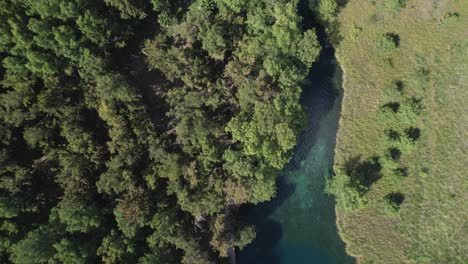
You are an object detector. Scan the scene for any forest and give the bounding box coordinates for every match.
[0,0,337,263]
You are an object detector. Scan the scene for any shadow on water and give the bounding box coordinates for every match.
[238,175,296,264]
[238,23,355,264]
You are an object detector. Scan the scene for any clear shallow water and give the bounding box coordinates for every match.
[238,45,354,264]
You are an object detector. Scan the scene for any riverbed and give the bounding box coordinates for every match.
[237,43,354,264]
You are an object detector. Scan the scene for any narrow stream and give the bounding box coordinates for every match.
[237,40,354,264]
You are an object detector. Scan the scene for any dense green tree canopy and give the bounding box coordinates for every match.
[0,0,325,262]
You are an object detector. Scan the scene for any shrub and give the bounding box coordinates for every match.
[414,66,430,88]
[326,155,384,212]
[345,156,383,189]
[387,147,402,161]
[382,102,400,113]
[348,23,362,41]
[383,80,404,98]
[383,0,407,14]
[309,0,338,24]
[395,134,416,153]
[394,167,408,177]
[388,167,408,185]
[383,192,405,216]
[405,127,421,142]
[376,33,400,51]
[397,97,422,124]
[326,173,368,211]
[385,129,400,141]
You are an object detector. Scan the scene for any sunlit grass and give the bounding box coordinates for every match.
[332,0,467,263]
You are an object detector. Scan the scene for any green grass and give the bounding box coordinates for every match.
[331,0,468,263]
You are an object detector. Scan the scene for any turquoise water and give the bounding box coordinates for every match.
[238,45,354,264]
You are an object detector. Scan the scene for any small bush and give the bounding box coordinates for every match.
[405,97,423,114]
[395,135,416,153]
[383,80,404,98]
[376,33,400,51]
[386,166,408,185]
[397,97,422,124]
[326,173,369,211]
[317,0,338,23]
[385,129,400,141]
[414,66,430,88]
[393,80,404,93]
[394,167,408,177]
[383,192,405,216]
[387,147,401,161]
[405,127,421,142]
[382,102,400,113]
[384,0,407,14]
[380,155,398,171]
[343,156,383,191]
[348,23,363,41]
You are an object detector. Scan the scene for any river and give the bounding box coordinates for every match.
[237,38,354,264]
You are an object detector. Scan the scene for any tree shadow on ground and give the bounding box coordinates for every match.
[385,192,405,209]
[382,102,400,113]
[344,155,383,191]
[405,127,421,141]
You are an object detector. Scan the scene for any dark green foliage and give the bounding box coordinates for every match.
[309,0,339,23]
[50,238,97,264]
[0,198,20,219]
[385,129,400,141]
[394,167,408,178]
[327,155,383,211]
[0,0,324,262]
[97,229,136,264]
[393,80,404,93]
[9,225,60,264]
[382,102,400,113]
[405,127,421,142]
[386,147,402,161]
[104,0,148,19]
[376,32,400,51]
[345,156,382,190]
[383,192,405,216]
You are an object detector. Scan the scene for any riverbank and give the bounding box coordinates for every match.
[332,55,357,262]
[331,0,467,263]
[238,35,354,264]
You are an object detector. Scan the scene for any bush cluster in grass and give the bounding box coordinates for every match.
[414,65,430,89]
[332,0,466,262]
[379,95,423,126]
[331,75,423,212]
[383,192,405,217]
[326,172,369,211]
[376,33,400,51]
[383,80,404,98]
[329,155,382,211]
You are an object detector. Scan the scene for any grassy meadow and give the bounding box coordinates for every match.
[329,0,467,263]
